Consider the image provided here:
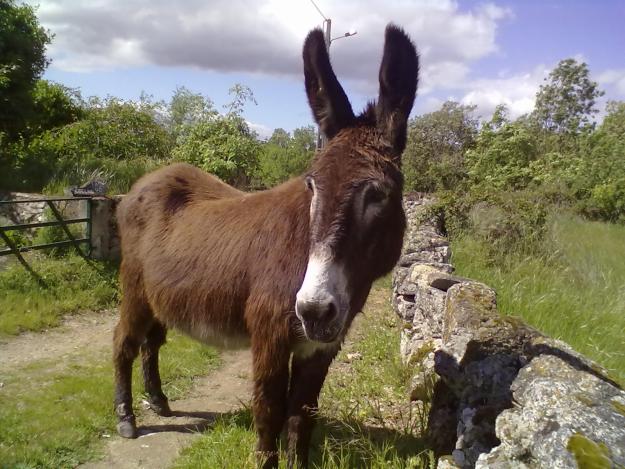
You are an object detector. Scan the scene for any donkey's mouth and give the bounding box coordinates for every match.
[300,319,342,343]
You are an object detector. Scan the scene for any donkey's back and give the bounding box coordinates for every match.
[117,162,243,239]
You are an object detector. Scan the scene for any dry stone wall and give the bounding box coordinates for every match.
[393,194,625,469]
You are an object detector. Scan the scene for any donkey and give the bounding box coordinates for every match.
[113,24,418,468]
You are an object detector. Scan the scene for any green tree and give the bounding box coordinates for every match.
[256,126,316,187]
[172,85,260,187]
[533,58,604,135]
[576,101,625,221]
[27,80,84,136]
[268,128,290,148]
[403,101,478,192]
[466,107,538,190]
[167,86,216,138]
[0,0,52,139]
[6,96,173,191]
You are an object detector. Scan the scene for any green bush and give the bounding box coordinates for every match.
[579,178,625,223]
[430,188,549,260]
[173,115,259,187]
[2,97,173,192]
[0,227,31,250]
[403,101,477,192]
[254,126,316,188]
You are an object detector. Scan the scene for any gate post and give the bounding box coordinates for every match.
[90,196,122,261]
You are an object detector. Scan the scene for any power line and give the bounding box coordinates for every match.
[309,0,328,21]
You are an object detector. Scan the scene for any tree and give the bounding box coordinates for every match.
[5,97,173,191]
[403,101,478,192]
[575,101,625,221]
[172,84,260,187]
[256,126,316,187]
[0,0,52,139]
[533,58,604,135]
[268,128,290,148]
[466,107,538,190]
[27,80,84,136]
[167,86,216,138]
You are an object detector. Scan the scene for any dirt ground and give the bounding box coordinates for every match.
[0,310,253,469]
[82,348,252,469]
[0,310,117,374]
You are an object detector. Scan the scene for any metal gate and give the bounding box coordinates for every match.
[0,197,93,275]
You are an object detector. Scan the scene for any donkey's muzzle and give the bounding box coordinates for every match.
[296,297,340,343]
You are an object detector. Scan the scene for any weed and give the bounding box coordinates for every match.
[0,253,118,336]
[452,212,625,385]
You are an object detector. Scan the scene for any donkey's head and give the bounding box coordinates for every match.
[295,24,419,344]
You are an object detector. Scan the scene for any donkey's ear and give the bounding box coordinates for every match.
[376,24,419,158]
[303,28,355,140]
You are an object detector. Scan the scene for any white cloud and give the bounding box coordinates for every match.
[30,0,511,91]
[247,121,273,140]
[460,65,549,119]
[598,69,625,96]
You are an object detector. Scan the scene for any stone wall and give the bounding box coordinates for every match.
[393,194,625,469]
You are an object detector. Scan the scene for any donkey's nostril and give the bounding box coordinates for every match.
[323,301,337,322]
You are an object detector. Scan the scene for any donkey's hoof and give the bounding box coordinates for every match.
[149,398,172,417]
[117,420,138,439]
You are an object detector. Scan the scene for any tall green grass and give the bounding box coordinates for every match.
[452,213,625,384]
[0,254,118,336]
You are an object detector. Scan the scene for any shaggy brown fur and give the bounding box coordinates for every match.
[113,24,419,469]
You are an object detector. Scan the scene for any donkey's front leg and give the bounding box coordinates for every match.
[252,341,290,469]
[286,349,337,469]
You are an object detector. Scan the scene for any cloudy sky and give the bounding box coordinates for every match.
[31,0,625,138]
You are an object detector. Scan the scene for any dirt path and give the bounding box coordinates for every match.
[0,310,118,374]
[82,348,252,469]
[0,310,253,469]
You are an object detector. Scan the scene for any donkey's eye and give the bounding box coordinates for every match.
[305,176,315,192]
[363,186,387,206]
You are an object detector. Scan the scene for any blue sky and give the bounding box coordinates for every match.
[32,0,625,138]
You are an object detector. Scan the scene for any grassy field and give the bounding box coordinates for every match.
[0,332,219,468]
[173,278,435,469]
[0,253,221,468]
[452,213,625,385]
[0,253,118,336]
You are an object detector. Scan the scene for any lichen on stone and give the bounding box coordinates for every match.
[566,433,612,469]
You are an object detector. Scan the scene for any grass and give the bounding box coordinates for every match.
[173,277,436,469]
[452,212,625,385]
[0,253,118,336]
[0,332,220,469]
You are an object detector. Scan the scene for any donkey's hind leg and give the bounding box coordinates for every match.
[113,284,153,439]
[141,320,172,416]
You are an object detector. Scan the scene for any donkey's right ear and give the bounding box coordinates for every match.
[303,28,355,140]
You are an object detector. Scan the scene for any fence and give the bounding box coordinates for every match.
[0,197,92,258]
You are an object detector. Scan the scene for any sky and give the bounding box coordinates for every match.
[29,0,625,139]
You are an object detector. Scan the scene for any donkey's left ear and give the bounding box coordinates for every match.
[376,24,419,158]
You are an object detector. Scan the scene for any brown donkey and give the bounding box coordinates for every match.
[113,24,418,468]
